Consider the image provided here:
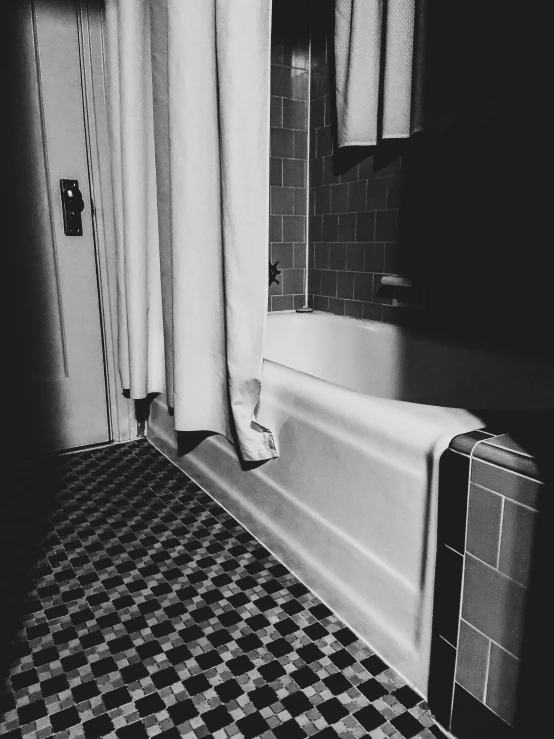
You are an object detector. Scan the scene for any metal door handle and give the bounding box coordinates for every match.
[60,179,84,235]
[63,185,84,213]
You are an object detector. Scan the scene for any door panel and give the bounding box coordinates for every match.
[4,0,110,453]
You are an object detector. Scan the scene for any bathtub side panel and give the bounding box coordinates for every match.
[148,362,481,695]
[147,392,425,687]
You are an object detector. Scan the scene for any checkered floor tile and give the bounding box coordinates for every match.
[0,440,449,739]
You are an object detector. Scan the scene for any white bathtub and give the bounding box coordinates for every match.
[147,312,554,694]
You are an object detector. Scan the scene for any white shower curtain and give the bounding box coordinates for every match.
[335,0,420,146]
[105,0,277,463]
[104,0,165,397]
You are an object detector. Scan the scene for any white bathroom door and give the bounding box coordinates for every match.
[4,0,110,454]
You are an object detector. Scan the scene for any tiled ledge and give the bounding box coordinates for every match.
[449,430,496,457]
[449,425,551,482]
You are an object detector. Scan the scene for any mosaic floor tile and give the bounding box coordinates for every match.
[0,440,449,738]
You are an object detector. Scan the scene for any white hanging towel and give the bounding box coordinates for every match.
[335,0,416,146]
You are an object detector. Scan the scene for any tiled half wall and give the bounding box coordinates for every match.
[429,427,551,738]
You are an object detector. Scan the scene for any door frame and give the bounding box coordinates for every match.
[75,0,137,443]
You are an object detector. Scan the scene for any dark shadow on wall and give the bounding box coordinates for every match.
[177,431,215,457]
[400,8,554,723]
[507,424,553,738]
[312,3,553,732]
[0,0,120,719]
[176,430,269,472]
[396,3,552,358]
[310,0,552,360]
[0,3,68,718]
[129,392,159,436]
[474,414,554,735]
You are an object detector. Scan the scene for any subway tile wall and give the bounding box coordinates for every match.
[306,0,417,324]
[268,0,310,312]
[428,446,471,729]
[302,0,551,353]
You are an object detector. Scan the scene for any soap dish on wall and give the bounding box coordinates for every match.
[377,274,424,308]
[381,275,413,288]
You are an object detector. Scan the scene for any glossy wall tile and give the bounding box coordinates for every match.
[268,0,310,312]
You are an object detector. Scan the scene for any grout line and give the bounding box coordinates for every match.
[449,434,493,724]
[444,544,464,556]
[484,438,534,458]
[439,634,457,650]
[469,482,538,513]
[39,439,130,459]
[472,457,544,484]
[459,617,519,660]
[464,551,526,585]
[266,0,273,313]
[303,15,312,307]
[495,495,505,570]
[483,638,492,705]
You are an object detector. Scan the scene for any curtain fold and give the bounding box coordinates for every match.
[335,0,451,147]
[149,0,174,407]
[105,0,277,462]
[104,0,165,396]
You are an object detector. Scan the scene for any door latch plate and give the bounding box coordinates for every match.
[60,179,84,236]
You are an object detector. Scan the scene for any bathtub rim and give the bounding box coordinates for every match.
[264,310,554,412]
[267,310,554,365]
